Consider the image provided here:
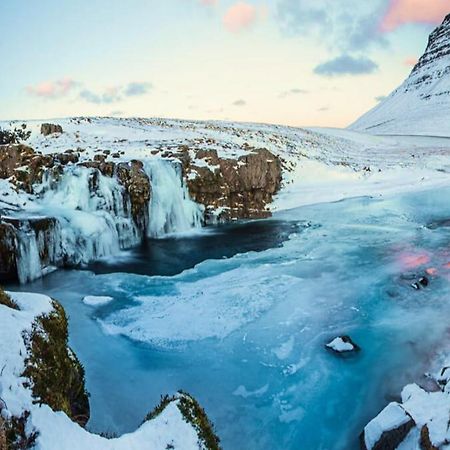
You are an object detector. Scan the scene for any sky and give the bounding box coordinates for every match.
[0,0,448,128]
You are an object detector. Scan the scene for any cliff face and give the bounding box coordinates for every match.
[349,13,450,136]
[169,146,282,222]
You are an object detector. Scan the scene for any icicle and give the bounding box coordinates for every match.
[144,159,204,237]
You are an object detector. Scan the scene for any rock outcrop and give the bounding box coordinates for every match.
[41,123,63,136]
[172,146,282,222]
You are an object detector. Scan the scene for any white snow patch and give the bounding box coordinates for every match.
[82,296,113,307]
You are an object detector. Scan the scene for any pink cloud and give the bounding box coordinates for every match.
[27,77,78,98]
[380,0,448,32]
[403,57,418,66]
[223,2,258,32]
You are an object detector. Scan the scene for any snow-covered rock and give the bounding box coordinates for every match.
[361,402,414,450]
[350,13,450,136]
[325,335,360,353]
[361,359,450,450]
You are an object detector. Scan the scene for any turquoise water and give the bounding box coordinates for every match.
[12,187,450,449]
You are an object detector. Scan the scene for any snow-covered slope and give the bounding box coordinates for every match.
[2,116,450,211]
[350,13,450,136]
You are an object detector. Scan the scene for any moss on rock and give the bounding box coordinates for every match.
[22,300,90,426]
[177,392,221,450]
[0,287,19,310]
[145,392,220,450]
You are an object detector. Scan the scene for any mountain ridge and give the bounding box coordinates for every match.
[349,13,450,136]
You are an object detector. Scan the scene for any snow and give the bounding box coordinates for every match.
[82,296,114,306]
[0,291,209,450]
[325,337,355,353]
[363,402,412,450]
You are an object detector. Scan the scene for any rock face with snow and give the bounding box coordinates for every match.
[350,13,450,136]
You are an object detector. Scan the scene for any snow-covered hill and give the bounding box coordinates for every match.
[350,13,450,137]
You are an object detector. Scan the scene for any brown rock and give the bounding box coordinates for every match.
[185,147,282,222]
[40,123,63,136]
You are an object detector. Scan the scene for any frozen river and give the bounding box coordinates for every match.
[11,186,450,449]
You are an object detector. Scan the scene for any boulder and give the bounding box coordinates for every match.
[40,123,63,136]
[360,402,415,450]
[325,335,360,354]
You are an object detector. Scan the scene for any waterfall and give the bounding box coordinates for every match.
[16,225,42,284]
[9,159,204,283]
[34,166,141,265]
[145,159,204,238]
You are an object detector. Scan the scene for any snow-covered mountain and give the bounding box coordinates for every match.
[350,13,450,136]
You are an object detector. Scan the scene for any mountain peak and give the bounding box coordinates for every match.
[349,13,450,136]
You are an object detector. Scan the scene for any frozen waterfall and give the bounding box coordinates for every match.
[144,159,204,237]
[12,160,204,283]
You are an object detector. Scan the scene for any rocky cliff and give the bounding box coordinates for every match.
[349,13,450,136]
[168,145,282,222]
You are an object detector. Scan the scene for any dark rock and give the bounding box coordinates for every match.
[55,152,79,165]
[0,222,18,281]
[420,425,439,450]
[116,162,151,229]
[40,123,63,136]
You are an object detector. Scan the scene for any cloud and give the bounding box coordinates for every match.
[403,57,418,67]
[200,0,217,5]
[26,77,78,99]
[279,88,308,98]
[276,0,388,52]
[80,87,121,104]
[233,99,246,106]
[318,106,329,111]
[380,0,448,32]
[124,82,152,97]
[375,95,387,102]
[80,82,152,104]
[223,2,258,32]
[314,55,378,76]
